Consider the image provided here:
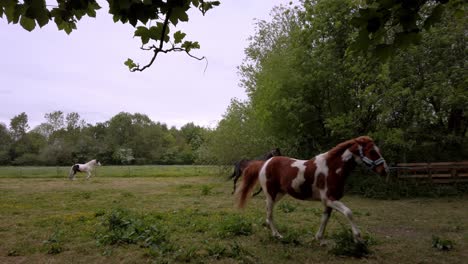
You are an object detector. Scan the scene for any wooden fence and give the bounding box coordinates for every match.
[395,161,468,183]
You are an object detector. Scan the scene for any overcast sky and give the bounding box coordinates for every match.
[0,0,295,129]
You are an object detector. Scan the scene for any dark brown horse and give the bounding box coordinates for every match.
[230,148,282,195]
[237,136,388,242]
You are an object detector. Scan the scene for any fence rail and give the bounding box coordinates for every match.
[395,161,468,183]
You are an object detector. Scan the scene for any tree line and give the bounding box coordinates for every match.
[0,111,211,165]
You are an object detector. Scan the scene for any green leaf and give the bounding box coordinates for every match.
[170,7,189,25]
[20,16,36,31]
[149,22,170,42]
[124,58,137,70]
[375,44,392,60]
[394,32,421,48]
[181,41,200,53]
[134,26,150,44]
[173,31,186,44]
[148,23,163,41]
[423,4,444,30]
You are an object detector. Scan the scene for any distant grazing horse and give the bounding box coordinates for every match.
[230,148,282,195]
[237,136,388,243]
[69,159,101,180]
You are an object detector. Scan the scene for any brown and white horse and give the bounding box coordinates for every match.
[236,136,388,243]
[230,148,282,195]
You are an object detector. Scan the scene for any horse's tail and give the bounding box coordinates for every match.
[68,164,76,180]
[236,160,264,209]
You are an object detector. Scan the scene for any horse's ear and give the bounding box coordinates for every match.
[355,136,372,145]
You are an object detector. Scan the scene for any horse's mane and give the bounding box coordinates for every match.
[327,136,373,158]
[85,159,96,165]
[327,139,355,158]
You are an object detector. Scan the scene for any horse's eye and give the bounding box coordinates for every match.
[369,149,379,158]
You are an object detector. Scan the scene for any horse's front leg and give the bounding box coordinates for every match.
[325,200,362,242]
[315,206,332,244]
[86,171,92,179]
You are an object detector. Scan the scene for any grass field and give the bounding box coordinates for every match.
[0,166,467,263]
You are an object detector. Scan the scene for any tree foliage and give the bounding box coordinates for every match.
[0,0,220,71]
[349,0,465,59]
[204,0,467,164]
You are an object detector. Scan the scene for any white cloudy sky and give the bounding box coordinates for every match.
[0,0,295,129]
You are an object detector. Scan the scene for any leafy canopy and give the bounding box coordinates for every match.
[0,0,220,71]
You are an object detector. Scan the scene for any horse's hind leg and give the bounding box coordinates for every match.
[232,165,242,194]
[265,195,283,238]
[232,174,239,194]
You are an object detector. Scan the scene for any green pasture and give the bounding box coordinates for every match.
[0,166,467,263]
[0,165,221,178]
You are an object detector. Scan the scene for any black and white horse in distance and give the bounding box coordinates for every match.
[69,159,101,180]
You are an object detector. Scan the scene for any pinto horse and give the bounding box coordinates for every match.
[230,148,282,195]
[69,159,101,180]
[237,136,388,242]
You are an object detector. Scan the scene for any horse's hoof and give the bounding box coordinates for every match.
[272,233,283,239]
[318,239,330,246]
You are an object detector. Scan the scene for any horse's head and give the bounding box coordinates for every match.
[350,136,389,176]
[271,148,282,156]
[97,160,102,166]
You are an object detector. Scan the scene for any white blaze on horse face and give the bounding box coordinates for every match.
[355,145,364,164]
[341,149,353,161]
[336,168,342,174]
[291,160,307,192]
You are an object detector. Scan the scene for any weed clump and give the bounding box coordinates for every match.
[329,228,372,258]
[278,201,297,213]
[43,229,64,255]
[432,236,454,251]
[218,214,253,237]
[95,208,172,253]
[201,185,214,195]
[206,242,255,263]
